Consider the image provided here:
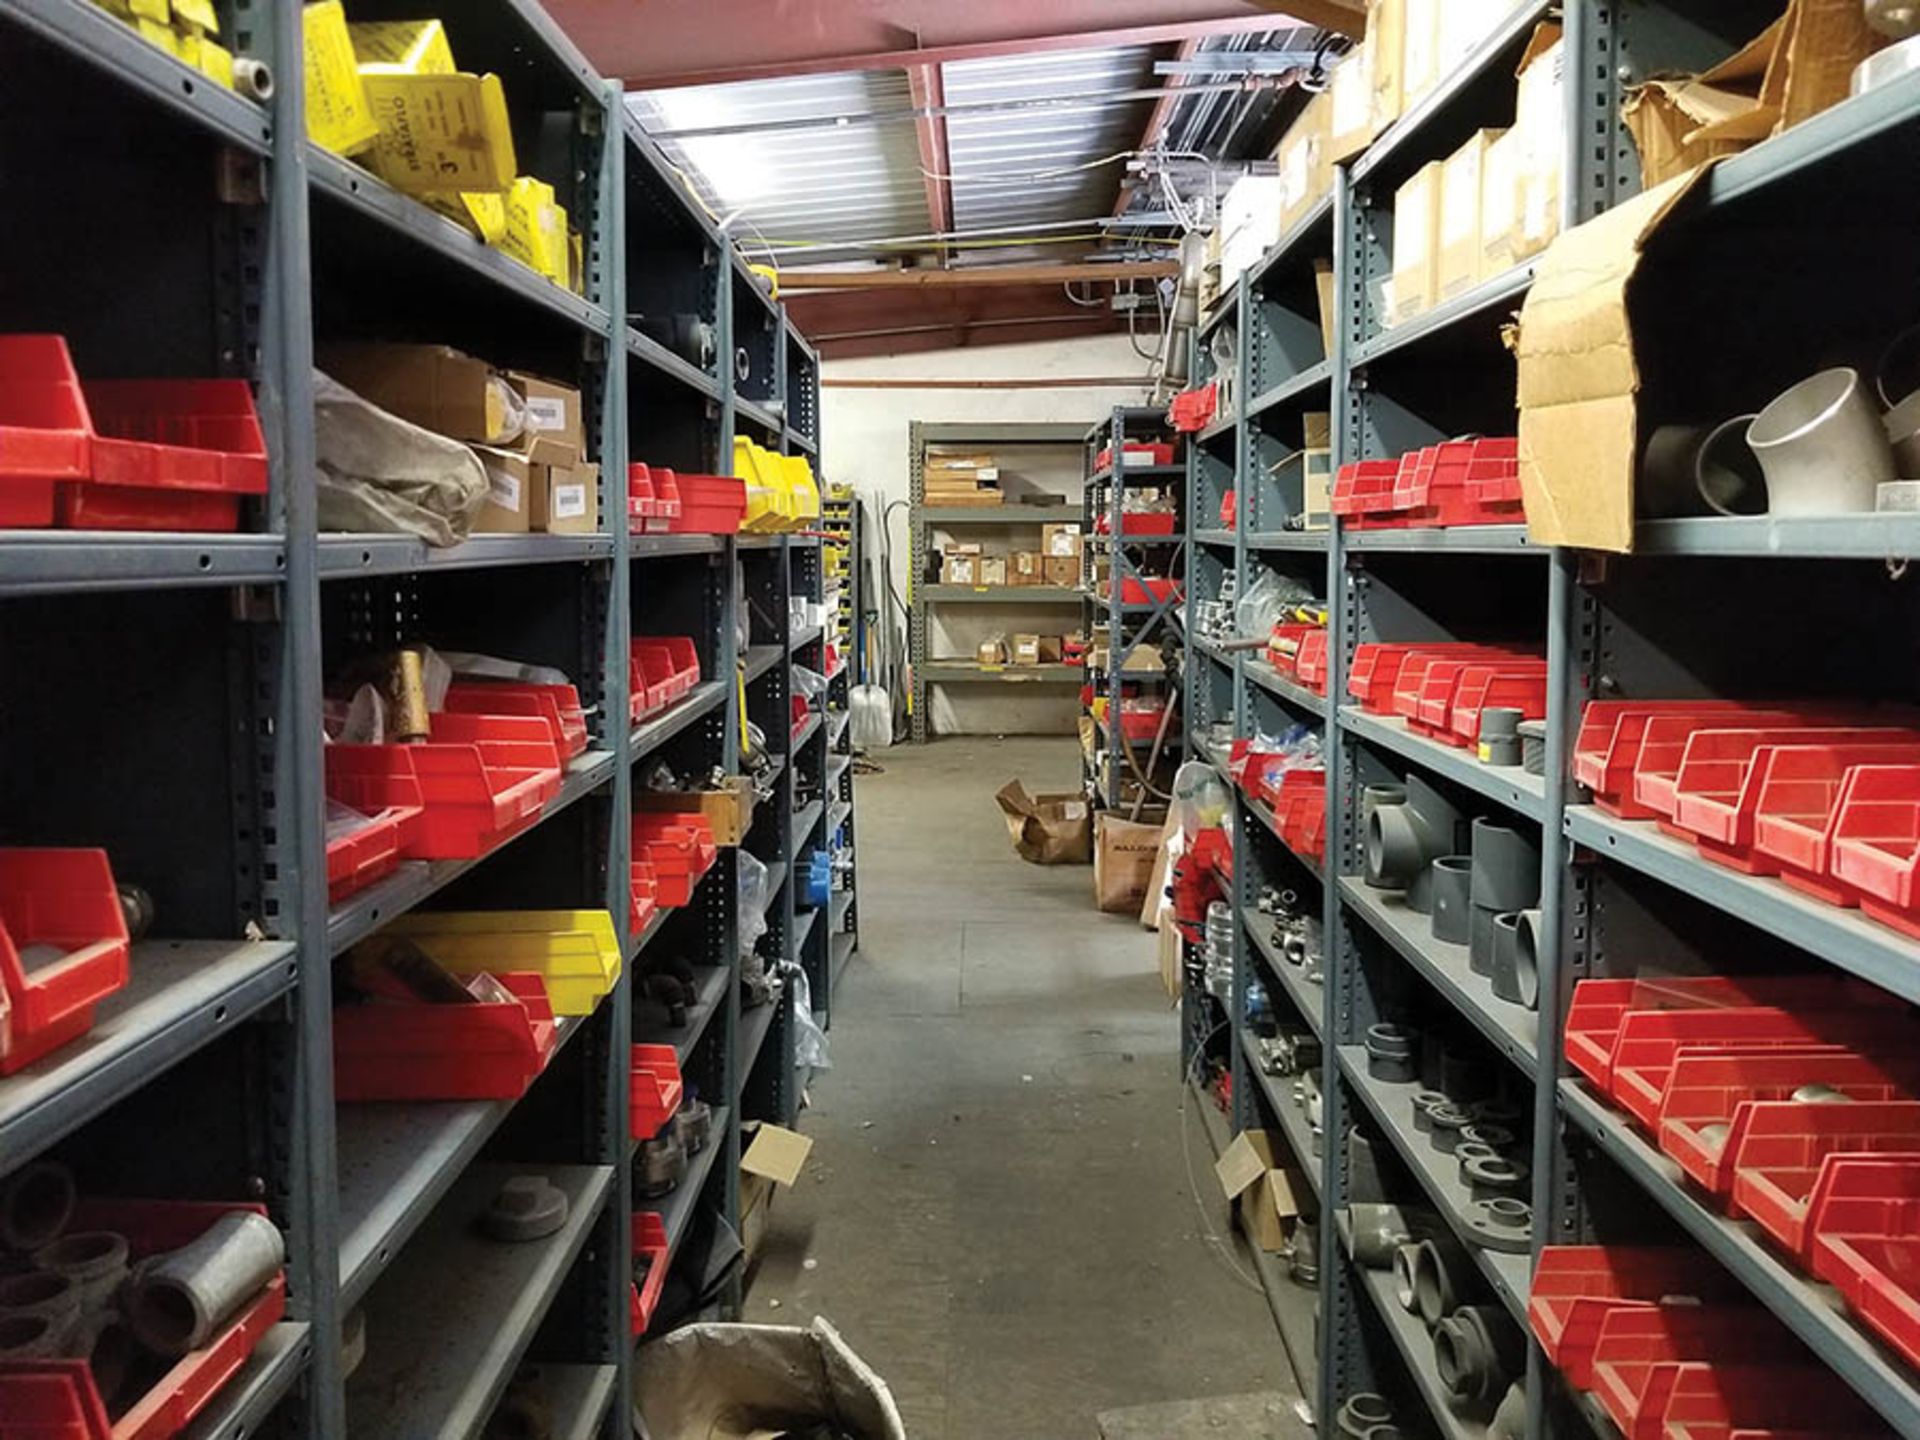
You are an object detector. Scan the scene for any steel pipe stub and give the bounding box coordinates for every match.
[1391,1243,1422,1315]
[1465,1196,1532,1254]
[1349,1203,1414,1270]
[127,1211,285,1357]
[1749,367,1895,514]
[1410,1090,1449,1131]
[1478,707,1524,767]
[32,1231,128,1311]
[1365,1023,1419,1082]
[1336,1393,1394,1438]
[1517,720,1546,777]
[1503,908,1543,1011]
[1640,417,1767,517]
[1408,1238,1457,1328]
[1427,1103,1475,1154]
[0,1162,75,1253]
[1458,1123,1515,1151]
[1470,819,1540,912]
[1455,1142,1501,1179]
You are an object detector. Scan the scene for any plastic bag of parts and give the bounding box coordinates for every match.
[1233,568,1314,644]
[312,370,489,545]
[791,665,828,702]
[1245,723,1322,794]
[791,966,830,1073]
[736,851,769,951]
[633,1317,906,1440]
[439,651,573,689]
[850,685,892,750]
[1171,759,1232,839]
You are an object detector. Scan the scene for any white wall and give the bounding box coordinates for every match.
[821,334,1157,737]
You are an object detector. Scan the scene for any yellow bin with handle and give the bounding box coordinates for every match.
[735,437,793,533]
[379,909,621,1016]
[782,454,821,530]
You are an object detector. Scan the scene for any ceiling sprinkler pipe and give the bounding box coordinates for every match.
[1748,367,1894,514]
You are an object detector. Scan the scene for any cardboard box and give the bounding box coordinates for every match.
[1303,447,1334,531]
[1326,40,1378,163]
[994,780,1092,865]
[1158,911,1181,998]
[1313,260,1338,356]
[1439,0,1516,73]
[358,68,516,197]
[977,556,1009,588]
[1044,555,1081,589]
[941,553,980,586]
[1369,0,1407,135]
[977,637,1008,667]
[1273,91,1332,239]
[739,1122,812,1264]
[1215,1131,1307,1254]
[1389,161,1444,326]
[1041,523,1082,559]
[1401,0,1443,106]
[635,775,755,845]
[1011,551,1044,586]
[304,0,380,155]
[500,176,570,286]
[1480,125,1523,278]
[470,445,532,533]
[1037,635,1064,664]
[947,541,983,557]
[1303,412,1333,450]
[1512,25,1566,261]
[1438,130,1499,300]
[508,371,584,464]
[1012,633,1041,666]
[318,342,518,444]
[532,461,598,535]
[1219,175,1285,290]
[1094,813,1161,914]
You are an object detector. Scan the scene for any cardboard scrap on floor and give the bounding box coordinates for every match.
[994,780,1092,864]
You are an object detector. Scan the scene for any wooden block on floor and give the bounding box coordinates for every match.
[1096,1392,1314,1440]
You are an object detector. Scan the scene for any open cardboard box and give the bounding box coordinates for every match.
[1215,1130,1310,1254]
[994,780,1092,865]
[740,1121,813,1264]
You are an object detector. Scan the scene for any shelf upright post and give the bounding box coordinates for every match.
[715,245,746,1313]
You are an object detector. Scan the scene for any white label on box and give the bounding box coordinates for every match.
[489,469,522,509]
[1048,535,1074,556]
[525,396,567,432]
[552,482,588,520]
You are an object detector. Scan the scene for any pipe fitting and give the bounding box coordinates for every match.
[1464,1152,1531,1201]
[32,1231,128,1312]
[1468,902,1500,976]
[1365,1023,1419,1083]
[1348,1128,1384,1202]
[1408,1238,1457,1329]
[1336,1393,1394,1438]
[0,1270,81,1344]
[1428,856,1474,945]
[1749,367,1895,514]
[1365,776,1464,912]
[0,1162,75,1253]
[1505,909,1543,1011]
[127,1211,285,1357]
[1459,1123,1514,1151]
[0,1313,61,1358]
[1427,1103,1474,1153]
[1455,1142,1502,1177]
[1640,418,1767,518]
[1411,1090,1450,1131]
[1435,1303,1525,1413]
[1518,720,1547,777]
[1465,1197,1533,1253]
[1489,1381,1528,1440]
[1391,1243,1422,1316]
[1470,819,1540,912]
[1348,1204,1413,1269]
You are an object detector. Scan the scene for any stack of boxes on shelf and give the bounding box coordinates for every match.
[940,521,1081,590]
[922,446,1004,507]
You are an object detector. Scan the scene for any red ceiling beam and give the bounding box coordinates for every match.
[904,64,953,260]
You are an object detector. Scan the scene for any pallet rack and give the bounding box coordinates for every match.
[1180,7,1920,1438]
[1084,407,1186,809]
[0,8,851,1435]
[907,420,1087,741]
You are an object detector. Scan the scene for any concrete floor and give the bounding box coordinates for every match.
[752,736,1296,1438]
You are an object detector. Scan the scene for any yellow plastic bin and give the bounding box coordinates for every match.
[382,909,621,1016]
[783,454,821,530]
[735,437,791,533]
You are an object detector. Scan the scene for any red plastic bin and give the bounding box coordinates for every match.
[634,635,700,700]
[629,1043,684,1141]
[1830,764,1920,936]
[1348,642,1493,713]
[1727,1099,1920,1259]
[1094,509,1178,537]
[1412,655,1543,741]
[629,1212,670,1336]
[1528,1246,1738,1388]
[630,862,659,935]
[0,335,91,526]
[1754,746,1920,904]
[1655,1048,1920,1197]
[1329,458,1406,528]
[1635,715,1888,824]
[669,471,747,534]
[1449,661,1549,749]
[1574,702,1809,817]
[1593,1360,1868,1440]
[1295,631,1329,694]
[0,1198,286,1440]
[1807,1155,1920,1370]
[0,849,131,1075]
[1392,646,1516,722]
[329,723,559,862]
[444,681,589,759]
[324,798,419,904]
[1265,622,1318,678]
[1095,440,1174,470]
[1588,1306,1804,1439]
[63,379,268,532]
[334,970,557,1100]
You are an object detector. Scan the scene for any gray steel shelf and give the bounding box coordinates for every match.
[1195,528,1236,547]
[1337,1214,1486,1440]
[344,1162,613,1439]
[789,623,824,653]
[326,750,615,957]
[1630,513,1920,559]
[635,963,728,1065]
[538,1364,620,1440]
[1343,523,1540,553]
[791,711,823,752]
[335,1013,589,1309]
[1194,636,1235,671]
[181,1321,311,1440]
[1245,657,1327,716]
[1243,905,1325,1041]
[1246,530,1329,552]
[1336,1047,1530,1324]
[631,533,727,558]
[0,0,273,153]
[786,429,818,455]
[1565,805,1920,1008]
[1197,410,1239,444]
[309,148,611,336]
[920,661,1081,683]
[795,904,820,957]
[1348,0,1553,185]
[736,397,783,434]
[1339,877,1536,1078]
[1706,68,1920,211]
[828,798,851,832]
[0,939,298,1166]
[761,860,789,911]
[1560,1079,1920,1437]
[642,1103,731,1258]
[919,584,1084,603]
[626,897,673,962]
[1240,1028,1321,1198]
[632,681,728,759]
[915,506,1075,524]
[829,710,852,748]
[791,800,825,858]
[830,929,855,995]
[627,326,721,399]
[1340,708,1546,821]
[0,532,286,595]
[737,998,778,1095]
[1089,462,1186,485]
[830,888,854,932]
[744,643,782,681]
[318,532,612,578]
[1246,360,1333,421]
[1247,190,1335,289]
[1351,264,1534,368]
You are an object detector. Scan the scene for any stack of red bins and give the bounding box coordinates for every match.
[1573,699,1920,935]
[1348,641,1545,750]
[629,1043,683,1141]
[1265,621,1329,696]
[1564,971,1920,1372]
[629,636,701,721]
[1093,440,1174,471]
[1093,509,1178,537]
[627,463,676,534]
[1170,382,1217,433]
[0,849,132,1075]
[667,472,747,534]
[1273,768,1326,861]
[0,1198,287,1439]
[1329,437,1519,530]
[632,813,717,908]
[0,335,269,532]
[335,969,559,1101]
[1528,1245,1884,1439]
[629,1212,671,1336]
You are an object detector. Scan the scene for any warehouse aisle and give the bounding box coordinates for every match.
[754,737,1294,1438]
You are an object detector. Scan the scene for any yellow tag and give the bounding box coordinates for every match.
[1476,742,1492,763]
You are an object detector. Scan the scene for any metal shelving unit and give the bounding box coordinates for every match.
[1175,8,1920,1438]
[0,8,856,1433]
